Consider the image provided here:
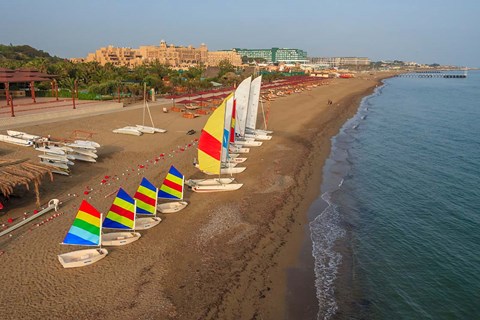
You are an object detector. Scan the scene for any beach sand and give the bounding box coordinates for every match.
[0,73,392,319]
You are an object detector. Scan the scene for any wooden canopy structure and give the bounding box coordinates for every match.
[0,159,53,206]
[0,68,58,117]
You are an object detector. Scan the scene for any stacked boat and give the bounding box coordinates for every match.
[1,130,101,176]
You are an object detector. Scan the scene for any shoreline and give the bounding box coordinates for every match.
[0,73,394,320]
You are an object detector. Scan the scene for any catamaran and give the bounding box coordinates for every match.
[193,93,243,192]
[157,165,189,213]
[101,188,142,246]
[58,200,108,268]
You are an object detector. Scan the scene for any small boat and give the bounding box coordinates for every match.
[0,134,33,146]
[133,177,162,229]
[157,165,189,214]
[67,142,97,150]
[113,127,143,136]
[73,140,100,148]
[229,146,250,154]
[58,200,108,268]
[69,148,98,158]
[244,133,272,141]
[39,159,70,170]
[102,188,141,246]
[35,146,65,155]
[38,153,71,163]
[192,183,243,193]
[185,177,235,187]
[69,153,96,163]
[232,140,262,147]
[6,130,41,141]
[134,126,156,134]
[135,125,166,133]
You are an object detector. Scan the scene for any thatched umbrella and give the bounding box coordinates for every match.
[0,159,53,206]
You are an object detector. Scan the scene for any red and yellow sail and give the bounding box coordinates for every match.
[198,93,233,174]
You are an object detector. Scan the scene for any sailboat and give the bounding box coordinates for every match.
[136,83,167,133]
[157,165,189,213]
[101,188,142,246]
[58,200,108,268]
[229,77,263,147]
[133,177,162,229]
[193,94,244,192]
[245,75,273,139]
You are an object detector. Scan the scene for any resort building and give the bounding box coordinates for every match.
[309,57,371,68]
[76,40,242,68]
[206,50,242,67]
[85,46,142,67]
[234,48,308,63]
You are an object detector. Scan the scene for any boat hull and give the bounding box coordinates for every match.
[135,217,162,230]
[101,232,141,246]
[113,127,143,136]
[186,178,235,187]
[192,183,243,193]
[232,140,262,147]
[229,146,250,154]
[58,248,108,268]
[157,201,188,214]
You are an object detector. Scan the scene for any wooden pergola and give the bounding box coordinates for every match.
[0,68,58,117]
[0,159,53,207]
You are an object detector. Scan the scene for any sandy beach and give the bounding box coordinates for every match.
[0,73,392,319]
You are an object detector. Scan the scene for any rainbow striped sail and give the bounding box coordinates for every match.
[158,165,184,200]
[198,93,233,174]
[62,200,101,246]
[103,188,136,229]
[134,177,158,215]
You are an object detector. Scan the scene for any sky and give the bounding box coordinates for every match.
[1,0,479,67]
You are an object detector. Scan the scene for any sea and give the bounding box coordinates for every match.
[309,70,480,319]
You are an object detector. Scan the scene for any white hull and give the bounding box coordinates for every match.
[101,232,141,246]
[246,128,273,135]
[38,154,70,163]
[40,159,70,170]
[135,217,162,230]
[69,153,97,162]
[73,140,100,148]
[35,146,65,155]
[136,125,166,133]
[244,133,272,141]
[134,125,156,134]
[51,168,70,176]
[0,134,33,146]
[157,201,188,214]
[69,149,98,158]
[186,177,235,187]
[7,130,40,141]
[113,127,143,136]
[232,140,262,147]
[192,183,243,193]
[67,142,97,150]
[229,157,247,163]
[58,248,108,268]
[229,146,250,154]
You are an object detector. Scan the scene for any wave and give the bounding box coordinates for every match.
[310,192,346,319]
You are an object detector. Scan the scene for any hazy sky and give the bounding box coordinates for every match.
[1,0,479,66]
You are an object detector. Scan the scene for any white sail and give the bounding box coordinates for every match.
[234,76,252,138]
[246,75,262,132]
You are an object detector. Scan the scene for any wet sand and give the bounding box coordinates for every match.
[0,73,393,319]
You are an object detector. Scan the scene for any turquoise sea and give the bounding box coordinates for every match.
[310,71,480,319]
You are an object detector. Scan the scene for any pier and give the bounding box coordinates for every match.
[397,71,467,78]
